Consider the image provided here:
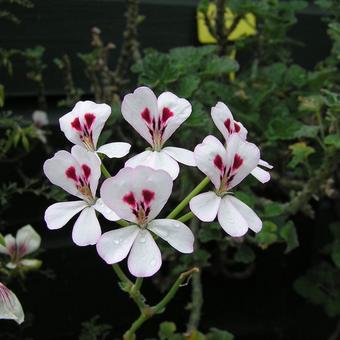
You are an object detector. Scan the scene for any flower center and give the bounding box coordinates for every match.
[140,107,174,151]
[65,164,94,202]
[122,189,155,226]
[213,153,243,195]
[71,113,96,151]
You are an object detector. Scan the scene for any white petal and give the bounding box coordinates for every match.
[97,142,131,159]
[100,166,173,223]
[43,150,82,198]
[226,134,260,190]
[71,145,101,197]
[0,283,24,324]
[218,196,249,237]
[228,196,262,233]
[19,259,42,269]
[125,150,179,180]
[45,201,87,230]
[32,110,48,127]
[128,230,162,277]
[59,100,111,148]
[72,207,102,246]
[157,92,192,143]
[93,198,120,221]
[96,225,139,264]
[0,235,15,255]
[121,86,158,146]
[259,159,273,169]
[211,102,247,140]
[148,219,194,253]
[189,191,221,222]
[162,146,196,166]
[251,166,271,184]
[16,225,41,258]
[194,135,227,189]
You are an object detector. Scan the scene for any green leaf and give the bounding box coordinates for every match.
[331,240,340,268]
[234,244,256,264]
[0,84,4,108]
[324,134,340,149]
[288,142,315,168]
[176,75,200,97]
[0,233,6,247]
[202,56,239,77]
[206,328,234,340]
[280,221,299,253]
[198,223,221,243]
[158,321,177,340]
[264,202,284,217]
[255,221,278,249]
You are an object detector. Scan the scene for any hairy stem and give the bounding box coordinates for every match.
[123,267,200,340]
[166,177,210,219]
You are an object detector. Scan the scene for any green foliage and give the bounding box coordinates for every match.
[79,316,112,340]
[288,142,315,168]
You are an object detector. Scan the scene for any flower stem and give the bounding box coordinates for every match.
[123,267,200,339]
[166,177,210,219]
[178,211,194,223]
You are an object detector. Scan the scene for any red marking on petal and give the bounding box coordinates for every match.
[232,154,243,170]
[81,164,91,180]
[71,117,82,131]
[65,166,78,182]
[234,122,241,133]
[162,107,173,124]
[84,113,96,129]
[17,244,27,257]
[123,192,136,206]
[142,189,155,205]
[141,108,151,124]
[214,155,224,171]
[224,119,232,133]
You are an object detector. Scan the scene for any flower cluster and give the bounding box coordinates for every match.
[43,86,271,277]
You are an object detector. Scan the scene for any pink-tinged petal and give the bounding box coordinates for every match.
[251,166,271,183]
[218,196,249,237]
[16,225,41,258]
[45,201,87,230]
[96,225,139,264]
[148,219,194,253]
[0,282,24,324]
[43,150,83,198]
[97,142,131,158]
[228,196,262,233]
[93,198,120,221]
[259,159,273,169]
[189,191,221,222]
[59,100,111,149]
[100,166,173,223]
[157,92,191,143]
[121,87,158,146]
[162,146,196,166]
[211,102,248,140]
[125,150,180,180]
[194,135,227,189]
[72,206,101,246]
[0,235,15,255]
[225,134,260,190]
[127,230,162,277]
[71,145,101,197]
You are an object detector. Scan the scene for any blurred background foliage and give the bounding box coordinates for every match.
[0,0,339,339]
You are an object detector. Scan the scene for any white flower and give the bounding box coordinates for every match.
[211,101,273,183]
[97,166,194,277]
[0,282,24,324]
[121,87,196,179]
[59,100,131,159]
[0,225,41,269]
[43,145,119,246]
[189,135,262,237]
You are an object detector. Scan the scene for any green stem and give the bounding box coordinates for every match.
[112,264,131,284]
[123,267,199,339]
[133,277,143,293]
[166,177,210,219]
[178,211,194,223]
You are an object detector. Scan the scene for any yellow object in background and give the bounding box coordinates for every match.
[197,4,256,43]
[197,4,256,81]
